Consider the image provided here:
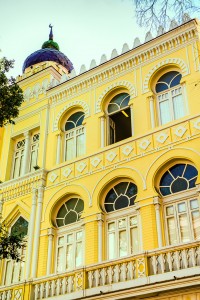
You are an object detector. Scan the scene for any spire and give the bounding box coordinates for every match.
[42,24,60,51]
[49,24,53,40]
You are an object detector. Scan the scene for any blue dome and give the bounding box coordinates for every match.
[22,48,74,73]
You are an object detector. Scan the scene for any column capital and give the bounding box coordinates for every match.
[48,227,55,236]
[24,130,30,138]
[97,213,104,222]
[147,95,154,101]
[55,130,62,137]
[153,196,162,206]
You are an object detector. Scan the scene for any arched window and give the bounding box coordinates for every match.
[65,112,85,161]
[107,93,132,145]
[159,163,200,245]
[56,198,84,272]
[104,181,139,259]
[156,71,186,125]
[3,217,28,285]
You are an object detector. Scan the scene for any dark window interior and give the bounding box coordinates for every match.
[109,107,131,144]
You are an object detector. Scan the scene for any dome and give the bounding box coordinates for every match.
[22,25,74,73]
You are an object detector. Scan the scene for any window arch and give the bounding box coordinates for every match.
[64,111,85,161]
[3,217,28,285]
[55,197,84,272]
[103,181,139,259]
[155,71,186,125]
[106,93,132,145]
[158,163,200,246]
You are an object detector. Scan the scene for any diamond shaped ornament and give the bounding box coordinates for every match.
[122,145,133,156]
[106,151,117,162]
[62,167,72,178]
[139,139,150,150]
[156,132,168,144]
[49,172,58,183]
[174,126,186,137]
[77,162,86,173]
[91,157,101,167]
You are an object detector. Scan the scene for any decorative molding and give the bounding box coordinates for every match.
[143,58,189,93]
[53,100,90,131]
[96,81,136,113]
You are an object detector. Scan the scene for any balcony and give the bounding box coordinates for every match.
[1,241,200,300]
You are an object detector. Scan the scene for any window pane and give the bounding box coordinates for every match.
[77,133,85,157]
[173,94,185,119]
[130,216,137,226]
[130,227,139,253]
[76,231,83,241]
[66,138,75,160]
[178,202,186,213]
[75,242,82,267]
[167,217,177,245]
[13,157,20,178]
[12,262,20,283]
[19,261,25,281]
[66,244,73,270]
[179,214,190,242]
[118,219,126,229]
[67,234,73,243]
[30,149,37,172]
[108,222,115,231]
[108,232,116,259]
[5,261,12,285]
[119,230,127,257]
[191,211,200,239]
[57,247,64,272]
[190,199,199,210]
[58,237,64,246]
[166,206,174,216]
[159,100,171,124]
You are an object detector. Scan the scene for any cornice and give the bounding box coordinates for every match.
[48,23,198,106]
[14,104,49,122]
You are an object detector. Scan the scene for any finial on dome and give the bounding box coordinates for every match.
[49,24,53,40]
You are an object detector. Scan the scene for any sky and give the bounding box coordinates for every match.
[0,0,149,78]
[0,0,198,78]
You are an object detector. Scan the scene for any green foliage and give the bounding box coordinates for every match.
[0,224,24,261]
[0,57,24,127]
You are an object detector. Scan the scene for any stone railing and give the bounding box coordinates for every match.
[0,169,47,202]
[31,241,200,299]
[0,241,200,299]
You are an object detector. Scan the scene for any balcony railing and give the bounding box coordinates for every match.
[1,241,200,299]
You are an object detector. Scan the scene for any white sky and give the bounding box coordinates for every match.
[0,0,148,77]
[0,0,198,78]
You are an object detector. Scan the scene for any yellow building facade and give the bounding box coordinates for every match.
[0,18,200,300]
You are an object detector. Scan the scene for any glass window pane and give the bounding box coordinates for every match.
[77,133,85,157]
[166,206,174,216]
[178,202,186,213]
[190,199,199,210]
[108,232,116,259]
[66,138,75,161]
[75,242,82,267]
[12,262,20,283]
[184,164,198,180]
[167,217,177,245]
[76,231,83,241]
[67,234,73,243]
[30,150,37,172]
[13,157,20,178]
[57,247,64,272]
[66,244,73,270]
[159,100,171,125]
[58,237,64,246]
[191,211,200,239]
[108,222,115,231]
[5,261,12,285]
[179,214,190,242]
[170,164,185,178]
[131,227,139,253]
[118,219,126,229]
[130,216,137,226]
[173,94,185,119]
[119,230,128,257]
[114,182,128,195]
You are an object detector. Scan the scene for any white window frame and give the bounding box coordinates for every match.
[55,221,84,273]
[106,207,140,260]
[163,188,200,245]
[64,125,85,161]
[2,243,26,286]
[29,133,40,172]
[12,139,25,179]
[157,84,186,125]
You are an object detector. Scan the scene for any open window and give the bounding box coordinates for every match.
[106,93,132,145]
